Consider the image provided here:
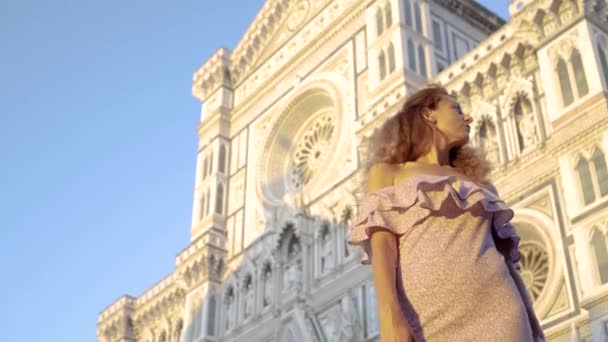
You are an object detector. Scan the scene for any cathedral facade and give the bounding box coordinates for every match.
[97,0,608,341]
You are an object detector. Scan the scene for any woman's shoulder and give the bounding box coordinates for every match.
[367,162,401,192]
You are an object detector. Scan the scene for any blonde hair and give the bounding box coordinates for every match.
[361,83,492,190]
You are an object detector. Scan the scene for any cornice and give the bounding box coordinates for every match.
[436,0,587,93]
[192,48,232,102]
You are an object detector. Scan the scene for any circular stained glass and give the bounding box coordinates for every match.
[290,114,335,189]
[518,241,549,301]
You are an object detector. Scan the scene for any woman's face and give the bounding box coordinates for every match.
[427,95,473,148]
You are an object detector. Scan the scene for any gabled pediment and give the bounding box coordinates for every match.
[230,0,308,84]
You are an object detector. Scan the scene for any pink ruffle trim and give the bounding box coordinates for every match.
[346,174,521,265]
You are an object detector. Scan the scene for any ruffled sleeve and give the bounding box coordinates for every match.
[346,175,522,266]
[346,182,428,266]
[484,183,522,264]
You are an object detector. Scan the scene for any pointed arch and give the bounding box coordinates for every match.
[199,194,206,220]
[417,44,427,77]
[592,148,608,197]
[591,228,608,284]
[205,188,211,215]
[556,57,574,106]
[407,39,416,71]
[215,183,224,214]
[384,2,392,28]
[596,36,608,87]
[206,295,217,336]
[413,1,422,33]
[219,144,227,173]
[570,49,588,97]
[208,150,214,175]
[203,156,209,179]
[576,156,595,205]
[375,8,384,36]
[378,50,387,80]
[387,42,396,72]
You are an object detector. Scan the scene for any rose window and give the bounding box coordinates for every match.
[518,241,549,301]
[290,114,335,189]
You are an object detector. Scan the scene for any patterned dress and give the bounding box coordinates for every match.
[347,174,535,341]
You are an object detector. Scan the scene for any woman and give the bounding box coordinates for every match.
[347,84,545,341]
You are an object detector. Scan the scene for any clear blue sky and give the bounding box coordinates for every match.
[0,1,508,341]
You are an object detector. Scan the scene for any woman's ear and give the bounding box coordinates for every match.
[422,108,436,124]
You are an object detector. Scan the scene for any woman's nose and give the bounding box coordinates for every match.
[464,115,473,124]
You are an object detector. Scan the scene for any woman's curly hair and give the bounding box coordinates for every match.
[361,83,492,191]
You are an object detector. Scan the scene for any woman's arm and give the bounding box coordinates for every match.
[367,163,413,341]
[370,229,414,341]
[506,260,545,342]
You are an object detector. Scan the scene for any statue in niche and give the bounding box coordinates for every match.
[288,237,301,259]
[486,138,499,165]
[174,320,183,342]
[243,277,254,319]
[521,113,537,148]
[224,289,234,331]
[262,264,273,307]
[283,258,302,290]
[344,238,350,258]
[282,233,303,290]
[321,226,334,273]
[513,96,538,151]
[479,120,499,165]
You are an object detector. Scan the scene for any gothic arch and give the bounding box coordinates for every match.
[587,224,608,285]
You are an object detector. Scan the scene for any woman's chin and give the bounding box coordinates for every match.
[453,136,469,148]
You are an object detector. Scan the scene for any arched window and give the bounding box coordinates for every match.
[384,2,392,28]
[320,223,332,274]
[215,183,224,214]
[207,295,217,336]
[200,195,206,220]
[414,1,423,33]
[597,41,608,87]
[378,51,386,80]
[375,8,384,36]
[570,49,588,97]
[576,157,595,205]
[262,262,273,307]
[203,157,208,179]
[556,58,574,106]
[592,149,608,197]
[174,320,183,342]
[192,302,203,339]
[404,0,412,27]
[407,39,416,71]
[208,151,214,175]
[388,43,396,72]
[205,189,211,215]
[591,229,608,284]
[224,286,235,332]
[417,45,427,77]
[173,319,184,341]
[219,144,226,173]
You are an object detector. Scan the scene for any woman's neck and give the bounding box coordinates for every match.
[415,144,452,167]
